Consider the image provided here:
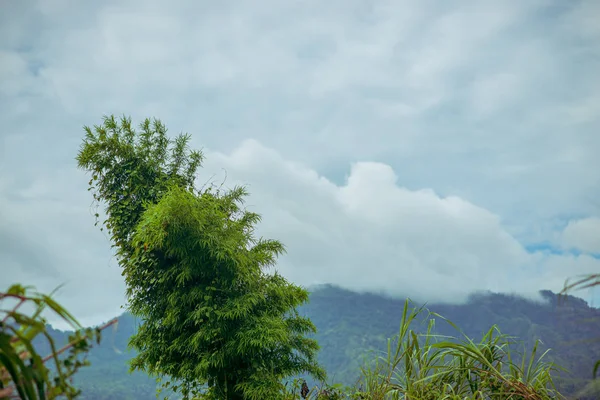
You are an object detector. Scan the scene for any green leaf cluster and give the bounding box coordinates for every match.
[0,284,101,399]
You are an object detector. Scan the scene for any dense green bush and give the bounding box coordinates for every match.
[77,116,324,399]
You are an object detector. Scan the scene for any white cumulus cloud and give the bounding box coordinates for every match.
[1,0,599,327]
[562,217,600,254]
[201,140,600,303]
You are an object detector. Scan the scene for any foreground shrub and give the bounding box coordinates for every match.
[0,284,111,399]
[286,299,563,399]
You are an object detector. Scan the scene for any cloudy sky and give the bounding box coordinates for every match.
[1,0,599,328]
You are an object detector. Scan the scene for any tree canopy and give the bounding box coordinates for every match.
[76,115,324,399]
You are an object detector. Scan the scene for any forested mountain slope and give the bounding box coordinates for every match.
[304,286,600,397]
[39,286,600,399]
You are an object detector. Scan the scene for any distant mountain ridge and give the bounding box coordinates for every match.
[37,286,600,399]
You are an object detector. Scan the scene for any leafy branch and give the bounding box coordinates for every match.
[0,284,115,399]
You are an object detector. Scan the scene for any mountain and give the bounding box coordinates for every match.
[37,286,600,399]
[303,286,600,398]
[34,313,158,400]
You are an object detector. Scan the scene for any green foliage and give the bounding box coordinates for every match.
[0,283,102,399]
[359,300,561,399]
[30,285,600,398]
[281,299,562,399]
[306,286,600,397]
[77,115,325,399]
[76,115,202,259]
[128,186,325,399]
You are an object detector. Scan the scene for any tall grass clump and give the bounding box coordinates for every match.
[287,299,564,399]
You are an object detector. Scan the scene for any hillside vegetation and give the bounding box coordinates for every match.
[36,285,600,399]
